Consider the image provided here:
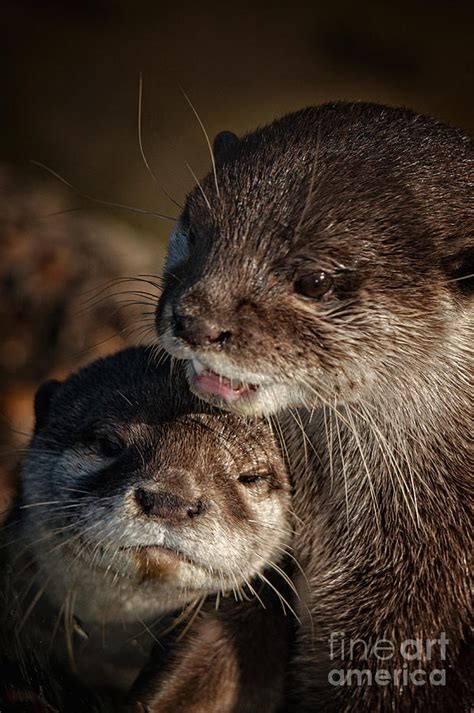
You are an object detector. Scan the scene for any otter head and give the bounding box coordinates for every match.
[20,347,291,623]
[156,102,473,415]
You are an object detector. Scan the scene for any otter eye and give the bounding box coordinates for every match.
[238,474,265,486]
[94,436,123,459]
[82,431,124,459]
[294,272,333,300]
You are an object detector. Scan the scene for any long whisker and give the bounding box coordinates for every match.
[333,404,350,529]
[447,272,474,283]
[343,405,381,529]
[78,275,162,305]
[265,559,299,598]
[154,597,202,640]
[30,161,176,222]
[19,500,63,509]
[175,594,207,642]
[64,589,77,672]
[357,399,420,527]
[49,597,67,655]
[137,73,182,210]
[16,577,50,633]
[256,569,300,623]
[184,160,211,210]
[179,85,219,197]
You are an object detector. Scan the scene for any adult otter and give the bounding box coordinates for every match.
[156,102,473,711]
[0,346,293,712]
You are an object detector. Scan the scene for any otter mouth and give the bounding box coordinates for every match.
[190,358,260,403]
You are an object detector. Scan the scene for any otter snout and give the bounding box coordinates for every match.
[134,487,207,524]
[172,305,231,349]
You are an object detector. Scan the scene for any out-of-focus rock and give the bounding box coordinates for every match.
[0,166,161,519]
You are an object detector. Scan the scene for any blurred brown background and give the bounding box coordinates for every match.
[0,0,473,513]
[1,0,473,240]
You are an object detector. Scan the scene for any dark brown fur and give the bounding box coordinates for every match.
[129,569,294,713]
[156,102,473,711]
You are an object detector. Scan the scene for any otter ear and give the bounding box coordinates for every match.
[213,131,239,163]
[33,379,62,434]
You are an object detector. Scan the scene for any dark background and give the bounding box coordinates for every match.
[1,0,473,245]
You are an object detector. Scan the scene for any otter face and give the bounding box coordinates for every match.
[21,348,291,622]
[156,103,473,415]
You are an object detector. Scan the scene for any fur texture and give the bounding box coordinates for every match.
[0,347,292,711]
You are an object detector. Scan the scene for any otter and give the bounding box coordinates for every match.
[0,346,293,712]
[156,102,473,711]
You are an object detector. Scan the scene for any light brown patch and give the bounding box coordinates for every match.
[136,617,239,713]
[133,548,180,583]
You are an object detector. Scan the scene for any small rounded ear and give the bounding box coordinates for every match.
[33,379,62,434]
[213,131,239,163]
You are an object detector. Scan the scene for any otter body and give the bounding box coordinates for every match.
[156,102,473,711]
[1,347,293,712]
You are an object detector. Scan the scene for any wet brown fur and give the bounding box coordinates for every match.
[129,570,293,713]
[156,102,473,712]
[1,347,293,712]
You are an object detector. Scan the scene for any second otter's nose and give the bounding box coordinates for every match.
[134,487,206,523]
[172,308,231,348]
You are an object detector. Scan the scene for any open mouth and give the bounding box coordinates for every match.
[190,358,260,403]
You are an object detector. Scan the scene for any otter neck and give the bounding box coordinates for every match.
[290,324,472,540]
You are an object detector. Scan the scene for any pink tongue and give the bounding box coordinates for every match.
[194,371,249,403]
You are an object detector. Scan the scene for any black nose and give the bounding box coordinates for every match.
[134,487,206,523]
[172,307,231,348]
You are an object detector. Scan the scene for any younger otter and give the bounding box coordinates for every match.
[0,346,293,712]
[156,102,473,711]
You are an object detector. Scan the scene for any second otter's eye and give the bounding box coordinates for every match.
[238,474,265,486]
[294,272,333,300]
[82,430,124,459]
[94,436,124,459]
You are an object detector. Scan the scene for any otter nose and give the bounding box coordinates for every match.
[134,487,206,523]
[172,307,231,348]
